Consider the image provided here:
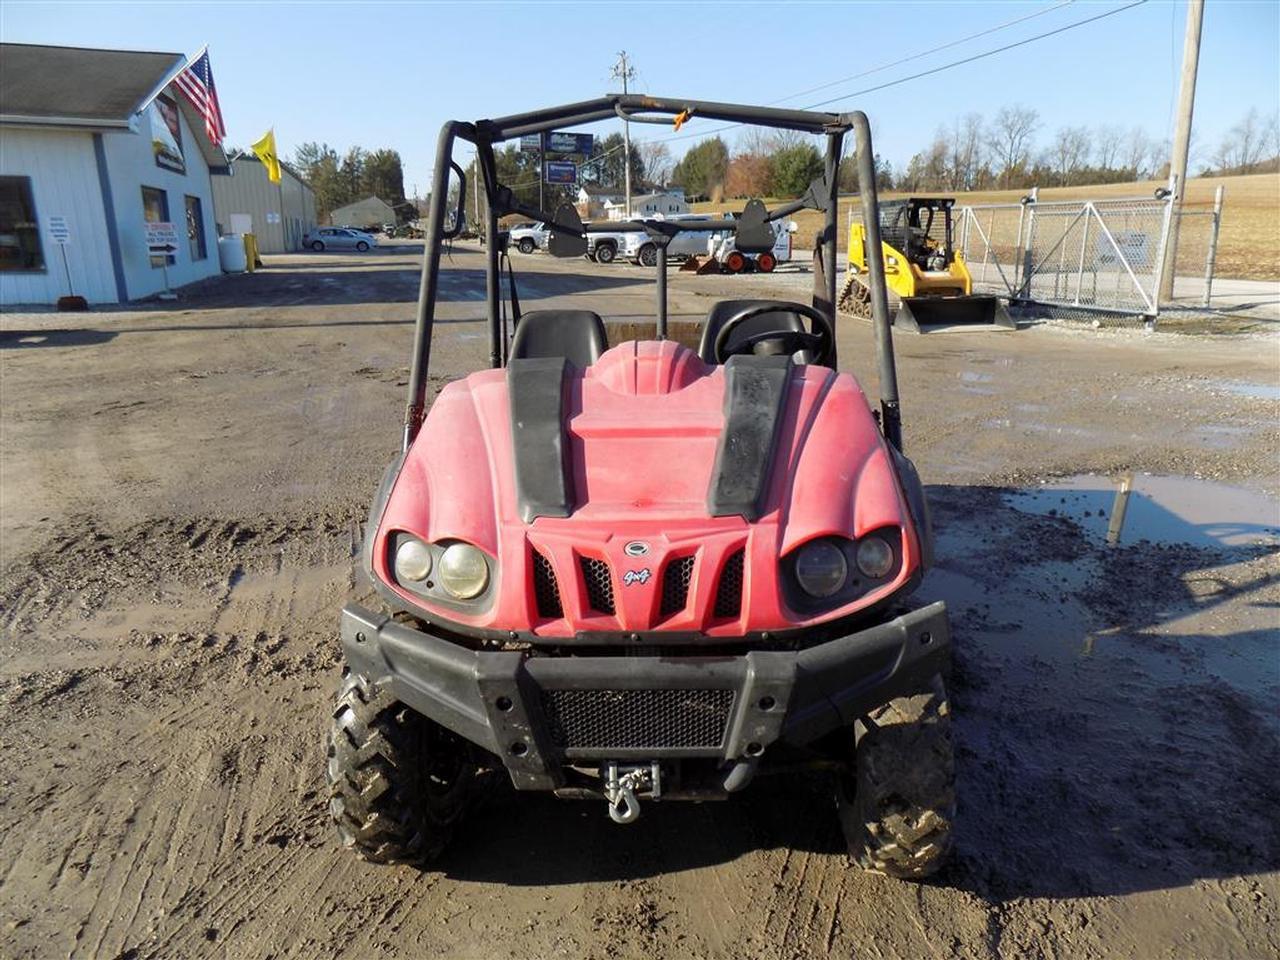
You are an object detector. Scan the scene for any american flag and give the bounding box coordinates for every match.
[173,48,226,145]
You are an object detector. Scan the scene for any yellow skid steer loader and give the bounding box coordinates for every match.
[839,197,1015,333]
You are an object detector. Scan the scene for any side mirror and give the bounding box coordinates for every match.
[548,202,588,258]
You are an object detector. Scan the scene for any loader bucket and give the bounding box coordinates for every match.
[893,296,1016,334]
[680,255,722,275]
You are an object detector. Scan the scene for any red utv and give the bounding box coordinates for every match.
[328,96,954,879]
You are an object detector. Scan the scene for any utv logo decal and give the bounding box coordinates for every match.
[623,568,652,586]
[623,541,650,557]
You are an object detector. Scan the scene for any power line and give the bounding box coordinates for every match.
[804,0,1148,109]
[659,0,1147,146]
[772,0,1075,105]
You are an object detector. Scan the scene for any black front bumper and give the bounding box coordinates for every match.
[340,602,950,792]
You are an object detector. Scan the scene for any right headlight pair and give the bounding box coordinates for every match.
[393,536,489,599]
[792,532,898,600]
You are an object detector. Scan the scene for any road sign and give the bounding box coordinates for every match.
[545,161,578,185]
[145,221,179,254]
[547,131,593,155]
[47,215,71,245]
[520,134,541,151]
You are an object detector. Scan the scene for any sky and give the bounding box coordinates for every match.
[4,0,1278,196]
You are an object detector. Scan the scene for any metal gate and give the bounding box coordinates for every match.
[957,196,1173,321]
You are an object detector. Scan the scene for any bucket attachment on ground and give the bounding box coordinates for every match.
[680,255,723,275]
[894,296,1016,334]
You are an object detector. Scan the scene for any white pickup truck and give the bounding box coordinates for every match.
[508,222,550,254]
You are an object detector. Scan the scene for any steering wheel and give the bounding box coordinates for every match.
[713,302,836,366]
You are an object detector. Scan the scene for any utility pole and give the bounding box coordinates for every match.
[539,131,547,213]
[611,51,636,217]
[1159,0,1204,304]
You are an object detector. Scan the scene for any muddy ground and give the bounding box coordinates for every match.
[1,244,1277,960]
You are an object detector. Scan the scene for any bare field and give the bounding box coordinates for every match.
[695,172,1280,281]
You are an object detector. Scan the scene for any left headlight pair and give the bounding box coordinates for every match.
[791,532,898,600]
[394,536,489,599]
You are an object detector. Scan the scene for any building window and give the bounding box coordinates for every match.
[185,195,207,261]
[0,176,45,272]
[142,186,173,267]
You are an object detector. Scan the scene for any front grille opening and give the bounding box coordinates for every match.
[714,549,745,619]
[660,555,696,617]
[532,551,562,618]
[541,688,734,749]
[579,556,615,614]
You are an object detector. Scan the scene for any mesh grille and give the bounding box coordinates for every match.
[532,551,562,618]
[714,549,744,619]
[541,688,734,750]
[660,556,695,616]
[579,557,615,614]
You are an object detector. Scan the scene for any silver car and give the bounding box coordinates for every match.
[303,227,377,252]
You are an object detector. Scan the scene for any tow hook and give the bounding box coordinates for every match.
[603,762,661,825]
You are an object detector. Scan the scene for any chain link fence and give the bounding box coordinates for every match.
[845,187,1224,328]
[955,188,1224,327]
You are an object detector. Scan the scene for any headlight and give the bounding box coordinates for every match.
[439,543,489,599]
[394,537,432,582]
[794,540,848,598]
[856,536,895,578]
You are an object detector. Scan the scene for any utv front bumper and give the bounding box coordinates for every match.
[339,602,949,792]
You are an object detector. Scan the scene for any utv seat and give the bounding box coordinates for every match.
[698,299,812,364]
[509,309,608,368]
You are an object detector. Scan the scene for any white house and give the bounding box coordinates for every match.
[0,43,228,306]
[603,192,690,221]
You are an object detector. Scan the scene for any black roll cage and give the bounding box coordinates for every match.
[406,94,901,451]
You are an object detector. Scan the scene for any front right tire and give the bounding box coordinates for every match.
[595,242,616,264]
[518,237,536,254]
[837,673,955,879]
[326,670,474,864]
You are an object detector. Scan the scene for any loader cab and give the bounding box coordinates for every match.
[881,198,955,272]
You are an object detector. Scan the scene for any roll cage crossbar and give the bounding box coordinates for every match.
[406,95,901,452]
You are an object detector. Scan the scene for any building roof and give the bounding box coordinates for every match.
[221,153,308,187]
[0,43,186,128]
[330,196,396,215]
[606,192,687,206]
[579,184,624,197]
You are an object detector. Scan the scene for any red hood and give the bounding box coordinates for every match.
[374,341,920,637]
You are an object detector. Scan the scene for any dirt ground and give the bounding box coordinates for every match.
[1,244,1278,960]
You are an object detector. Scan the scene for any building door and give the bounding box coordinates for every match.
[185,195,207,261]
[141,186,173,267]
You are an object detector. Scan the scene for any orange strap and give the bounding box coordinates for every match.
[673,108,694,131]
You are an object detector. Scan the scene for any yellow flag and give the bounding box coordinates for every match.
[251,128,281,184]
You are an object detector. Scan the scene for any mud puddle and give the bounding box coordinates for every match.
[1005,473,1280,548]
[1206,379,1280,401]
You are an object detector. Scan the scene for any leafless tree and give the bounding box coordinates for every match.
[1051,126,1091,185]
[1265,111,1280,160]
[735,127,775,158]
[947,113,985,190]
[639,141,672,187]
[991,105,1040,187]
[1094,124,1124,171]
[1123,126,1149,177]
[1228,107,1265,170]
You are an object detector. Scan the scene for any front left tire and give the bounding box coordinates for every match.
[837,673,955,879]
[326,670,474,864]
